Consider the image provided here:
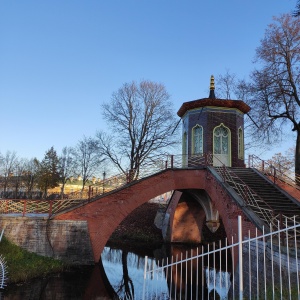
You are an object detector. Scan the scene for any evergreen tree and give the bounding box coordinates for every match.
[36,147,60,198]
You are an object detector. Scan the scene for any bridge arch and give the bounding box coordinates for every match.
[163,189,221,244]
[54,168,251,262]
[186,189,220,232]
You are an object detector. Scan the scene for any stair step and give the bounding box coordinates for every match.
[217,167,300,222]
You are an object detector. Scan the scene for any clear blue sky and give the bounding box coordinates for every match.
[0,0,296,160]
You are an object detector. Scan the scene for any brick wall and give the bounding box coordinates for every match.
[182,107,245,167]
[0,216,94,265]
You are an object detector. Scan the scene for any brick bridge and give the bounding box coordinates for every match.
[53,167,263,263]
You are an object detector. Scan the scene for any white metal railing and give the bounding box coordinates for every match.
[141,216,300,300]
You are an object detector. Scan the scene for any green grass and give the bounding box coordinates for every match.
[0,237,66,283]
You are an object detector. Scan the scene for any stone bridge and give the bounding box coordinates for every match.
[53,167,260,263]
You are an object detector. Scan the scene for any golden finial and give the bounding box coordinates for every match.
[209,75,216,99]
[210,75,215,90]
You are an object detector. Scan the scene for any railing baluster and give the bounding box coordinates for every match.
[238,216,243,300]
[278,219,283,299]
[294,216,300,299]
[190,249,193,299]
[286,217,292,300]
[263,225,267,299]
[180,253,182,300]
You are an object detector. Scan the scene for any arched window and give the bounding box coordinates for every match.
[238,127,244,159]
[192,125,203,155]
[213,123,231,166]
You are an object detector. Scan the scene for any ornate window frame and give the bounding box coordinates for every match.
[192,124,203,155]
[213,123,231,166]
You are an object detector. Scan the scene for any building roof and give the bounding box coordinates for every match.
[177,98,251,117]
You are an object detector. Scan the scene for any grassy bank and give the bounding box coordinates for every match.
[0,237,65,283]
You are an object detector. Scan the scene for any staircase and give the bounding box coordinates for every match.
[231,168,300,218]
[215,167,300,229]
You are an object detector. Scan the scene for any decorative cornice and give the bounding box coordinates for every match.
[177,98,251,117]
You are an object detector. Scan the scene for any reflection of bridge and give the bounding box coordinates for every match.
[1,154,300,263]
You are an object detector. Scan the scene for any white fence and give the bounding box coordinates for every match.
[141,216,300,300]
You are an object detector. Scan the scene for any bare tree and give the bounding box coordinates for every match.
[214,71,263,154]
[215,70,237,99]
[0,151,18,194]
[246,14,300,175]
[58,146,76,198]
[23,158,40,199]
[11,158,27,198]
[74,136,104,191]
[97,80,179,181]
[266,151,294,177]
[294,1,300,16]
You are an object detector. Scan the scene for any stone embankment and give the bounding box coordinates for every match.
[0,202,163,265]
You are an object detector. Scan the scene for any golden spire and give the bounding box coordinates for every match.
[209,75,216,99]
[210,75,215,90]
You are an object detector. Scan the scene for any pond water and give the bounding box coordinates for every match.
[1,243,232,299]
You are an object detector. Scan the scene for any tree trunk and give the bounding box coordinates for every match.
[121,251,134,299]
[60,183,65,199]
[295,131,300,185]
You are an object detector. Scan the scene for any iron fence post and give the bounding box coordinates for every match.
[171,155,174,168]
[238,215,244,300]
[142,256,148,300]
[279,213,283,245]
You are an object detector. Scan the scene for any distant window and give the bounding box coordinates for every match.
[192,125,203,154]
[238,127,244,159]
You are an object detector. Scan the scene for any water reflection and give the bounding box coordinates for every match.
[206,268,231,299]
[2,244,231,299]
[144,245,232,300]
[102,247,169,299]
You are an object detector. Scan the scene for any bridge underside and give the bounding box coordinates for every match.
[163,189,221,244]
[54,168,257,263]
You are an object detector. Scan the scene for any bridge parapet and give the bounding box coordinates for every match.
[0,153,214,217]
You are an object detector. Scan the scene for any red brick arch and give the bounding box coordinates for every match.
[54,168,252,262]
